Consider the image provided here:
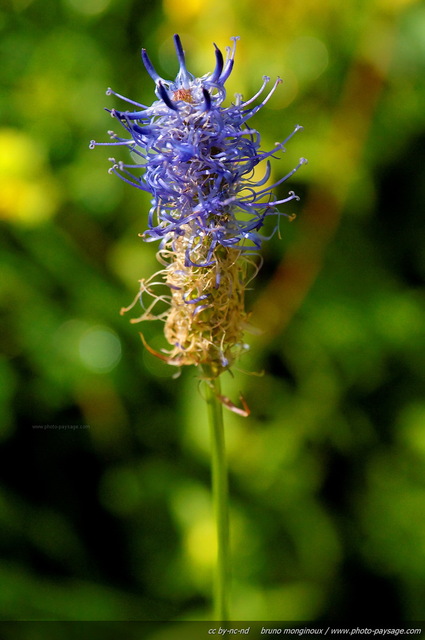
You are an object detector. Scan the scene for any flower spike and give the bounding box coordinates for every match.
[91,35,305,374]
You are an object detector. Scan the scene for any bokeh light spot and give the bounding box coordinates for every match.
[0,128,59,225]
[286,36,329,84]
[163,0,203,21]
[78,326,121,373]
[185,519,216,569]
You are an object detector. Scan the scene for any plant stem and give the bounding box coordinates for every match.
[204,372,230,621]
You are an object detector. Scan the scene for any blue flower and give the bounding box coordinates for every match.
[91,35,306,377]
[91,35,306,267]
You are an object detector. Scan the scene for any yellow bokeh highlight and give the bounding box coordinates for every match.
[185,518,217,569]
[0,128,60,225]
[163,0,204,21]
[170,484,217,580]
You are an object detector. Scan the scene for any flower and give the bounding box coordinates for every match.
[91,35,306,378]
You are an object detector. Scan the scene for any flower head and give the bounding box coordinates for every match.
[91,35,306,377]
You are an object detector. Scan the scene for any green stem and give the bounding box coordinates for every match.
[204,372,230,622]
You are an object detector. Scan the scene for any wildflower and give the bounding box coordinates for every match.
[91,35,306,378]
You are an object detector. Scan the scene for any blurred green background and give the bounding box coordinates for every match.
[1,0,425,627]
